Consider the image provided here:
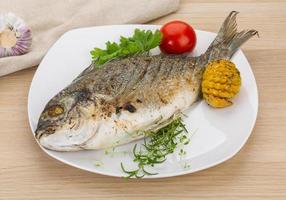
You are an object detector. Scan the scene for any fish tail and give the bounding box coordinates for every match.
[203,11,258,61]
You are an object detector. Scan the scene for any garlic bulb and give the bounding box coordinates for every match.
[0,13,32,58]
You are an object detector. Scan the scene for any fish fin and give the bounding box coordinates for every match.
[204,11,258,61]
[72,63,96,83]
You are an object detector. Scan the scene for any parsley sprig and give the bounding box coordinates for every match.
[90,29,162,66]
[121,117,189,179]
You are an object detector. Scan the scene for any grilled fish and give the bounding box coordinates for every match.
[35,11,257,151]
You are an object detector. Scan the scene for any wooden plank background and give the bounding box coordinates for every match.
[1,0,286,199]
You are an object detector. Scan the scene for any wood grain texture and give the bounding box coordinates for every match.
[0,0,286,199]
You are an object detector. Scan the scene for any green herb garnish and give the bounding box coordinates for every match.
[121,117,189,178]
[94,160,104,168]
[183,162,191,169]
[90,29,162,66]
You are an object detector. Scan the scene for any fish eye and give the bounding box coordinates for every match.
[46,105,64,117]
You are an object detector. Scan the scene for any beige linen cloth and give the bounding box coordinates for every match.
[0,0,179,76]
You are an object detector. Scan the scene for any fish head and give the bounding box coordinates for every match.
[35,89,98,151]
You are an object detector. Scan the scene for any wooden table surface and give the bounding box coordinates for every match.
[1,0,286,199]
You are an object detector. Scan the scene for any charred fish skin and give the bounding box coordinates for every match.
[36,55,201,151]
[35,11,258,151]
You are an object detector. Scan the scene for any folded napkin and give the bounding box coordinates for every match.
[0,0,179,76]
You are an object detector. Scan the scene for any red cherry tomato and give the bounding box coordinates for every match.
[159,20,197,54]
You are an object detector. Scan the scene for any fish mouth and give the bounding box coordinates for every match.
[35,120,99,151]
[35,121,57,140]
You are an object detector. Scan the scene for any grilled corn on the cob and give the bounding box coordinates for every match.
[202,60,241,108]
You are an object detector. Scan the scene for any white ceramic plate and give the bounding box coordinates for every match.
[28,25,258,178]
